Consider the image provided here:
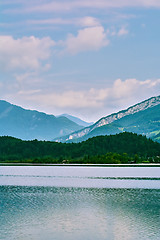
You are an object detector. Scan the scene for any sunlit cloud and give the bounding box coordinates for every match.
[63,26,109,54]
[0,35,55,71]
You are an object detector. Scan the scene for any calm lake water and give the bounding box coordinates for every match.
[0,166,160,240]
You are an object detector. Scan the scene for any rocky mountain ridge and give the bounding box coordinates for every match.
[57,95,160,142]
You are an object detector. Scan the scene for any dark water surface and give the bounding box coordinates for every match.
[0,166,160,240]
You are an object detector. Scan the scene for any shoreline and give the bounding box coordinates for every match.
[1,163,160,167]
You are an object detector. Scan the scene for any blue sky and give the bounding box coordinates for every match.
[0,0,160,121]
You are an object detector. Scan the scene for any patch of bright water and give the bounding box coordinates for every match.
[0,166,160,240]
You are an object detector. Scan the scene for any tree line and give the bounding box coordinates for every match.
[0,132,159,164]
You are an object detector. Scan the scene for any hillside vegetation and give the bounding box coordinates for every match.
[0,132,160,164]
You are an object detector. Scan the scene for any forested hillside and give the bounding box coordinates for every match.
[0,132,159,164]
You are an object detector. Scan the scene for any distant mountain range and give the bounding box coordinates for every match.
[56,114,93,127]
[55,95,160,143]
[0,100,84,140]
[0,95,159,142]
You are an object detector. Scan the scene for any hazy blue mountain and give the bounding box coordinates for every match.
[0,100,83,140]
[56,95,160,143]
[57,114,94,127]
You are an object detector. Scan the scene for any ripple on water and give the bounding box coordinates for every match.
[0,186,160,240]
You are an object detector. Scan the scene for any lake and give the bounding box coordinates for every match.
[0,166,160,240]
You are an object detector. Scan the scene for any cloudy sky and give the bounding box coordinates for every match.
[1,0,160,122]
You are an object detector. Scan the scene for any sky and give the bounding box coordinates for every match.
[0,0,160,122]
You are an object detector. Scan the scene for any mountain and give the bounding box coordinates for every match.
[55,95,160,143]
[0,100,83,140]
[57,114,94,127]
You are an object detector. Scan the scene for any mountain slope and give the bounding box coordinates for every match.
[73,104,160,142]
[0,100,83,140]
[56,95,160,143]
[57,114,93,127]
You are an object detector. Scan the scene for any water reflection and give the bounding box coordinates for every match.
[0,186,160,240]
[1,166,160,189]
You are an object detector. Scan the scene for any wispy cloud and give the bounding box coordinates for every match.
[77,17,100,27]
[4,0,160,14]
[18,89,41,95]
[27,16,100,27]
[27,18,72,26]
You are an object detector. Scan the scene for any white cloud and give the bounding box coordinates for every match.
[64,26,109,54]
[112,78,139,98]
[108,26,129,37]
[77,17,100,27]
[108,78,160,108]
[0,35,55,71]
[112,78,160,98]
[7,78,159,120]
[117,26,129,36]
